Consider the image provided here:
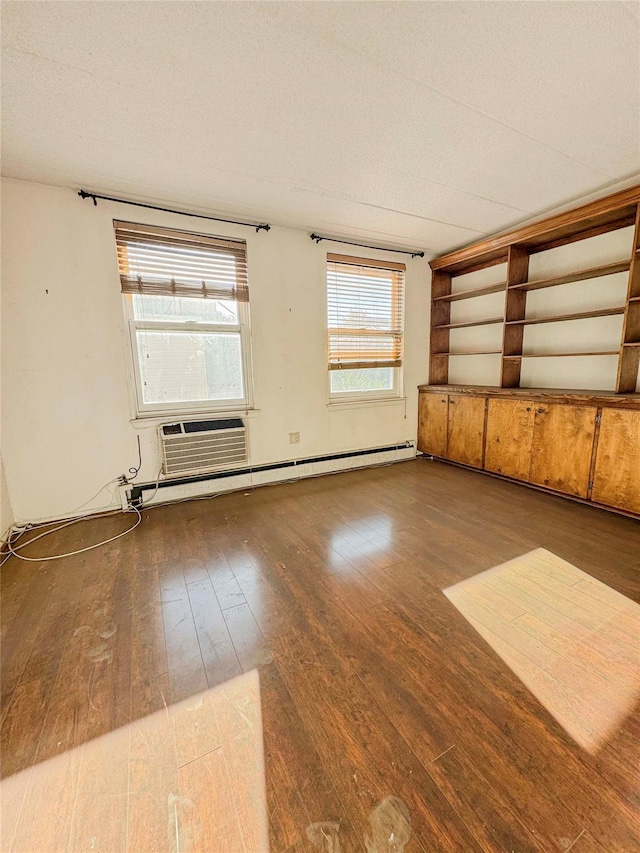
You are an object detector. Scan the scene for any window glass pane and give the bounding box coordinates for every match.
[132,294,238,324]
[136,330,244,405]
[330,368,394,394]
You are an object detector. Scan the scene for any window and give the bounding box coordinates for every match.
[116,221,253,415]
[327,253,405,400]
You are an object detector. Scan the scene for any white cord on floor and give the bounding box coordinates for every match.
[8,508,125,553]
[0,474,131,565]
[6,506,142,562]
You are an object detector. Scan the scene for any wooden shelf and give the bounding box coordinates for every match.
[505,307,625,326]
[623,342,640,347]
[419,383,640,405]
[432,282,506,303]
[503,351,619,359]
[434,350,502,357]
[509,260,630,293]
[434,317,503,330]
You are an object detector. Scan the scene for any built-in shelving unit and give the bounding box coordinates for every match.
[429,185,640,394]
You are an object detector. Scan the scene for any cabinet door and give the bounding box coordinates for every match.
[591,409,640,514]
[529,403,597,498]
[485,398,536,481]
[447,395,486,468]
[417,394,448,457]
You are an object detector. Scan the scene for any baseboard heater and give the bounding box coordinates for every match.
[130,442,414,506]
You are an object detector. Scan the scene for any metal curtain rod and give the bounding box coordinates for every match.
[310,232,424,258]
[77,190,271,233]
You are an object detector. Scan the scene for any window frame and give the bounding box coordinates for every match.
[124,294,254,418]
[328,366,402,404]
[326,254,405,404]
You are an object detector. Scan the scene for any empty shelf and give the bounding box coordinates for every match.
[505,307,625,326]
[509,260,631,292]
[432,282,507,303]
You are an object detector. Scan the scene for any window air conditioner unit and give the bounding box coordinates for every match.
[159,418,247,477]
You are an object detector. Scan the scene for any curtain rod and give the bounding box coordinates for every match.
[77,190,271,233]
[310,232,424,258]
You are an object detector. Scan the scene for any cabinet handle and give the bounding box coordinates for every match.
[526,407,531,412]
[537,408,545,414]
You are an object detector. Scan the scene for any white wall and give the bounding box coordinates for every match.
[0,205,15,538]
[0,453,13,539]
[1,178,430,522]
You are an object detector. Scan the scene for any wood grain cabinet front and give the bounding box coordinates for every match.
[446,395,486,468]
[417,386,639,518]
[417,393,448,457]
[485,398,535,481]
[591,408,640,514]
[529,403,598,498]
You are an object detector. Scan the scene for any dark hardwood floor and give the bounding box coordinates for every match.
[1,459,639,852]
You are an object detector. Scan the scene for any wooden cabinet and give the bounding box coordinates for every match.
[418,385,640,518]
[528,403,597,498]
[485,398,535,481]
[417,394,448,457]
[446,395,485,468]
[591,409,640,513]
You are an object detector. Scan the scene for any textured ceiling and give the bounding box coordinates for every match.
[2,1,639,255]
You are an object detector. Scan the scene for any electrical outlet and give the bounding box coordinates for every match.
[289,432,300,444]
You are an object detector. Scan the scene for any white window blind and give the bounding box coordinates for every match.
[327,253,405,370]
[115,220,248,302]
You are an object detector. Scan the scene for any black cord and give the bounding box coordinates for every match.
[310,232,424,258]
[78,190,271,233]
[128,434,142,480]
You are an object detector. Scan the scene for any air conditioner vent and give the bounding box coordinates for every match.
[159,418,247,477]
[182,417,244,434]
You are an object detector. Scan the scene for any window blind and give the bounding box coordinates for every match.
[115,221,249,302]
[327,253,405,370]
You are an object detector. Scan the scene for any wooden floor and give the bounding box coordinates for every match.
[1,459,639,852]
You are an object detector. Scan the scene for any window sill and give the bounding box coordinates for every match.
[327,396,406,411]
[130,408,260,429]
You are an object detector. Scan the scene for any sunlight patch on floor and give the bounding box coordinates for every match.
[444,548,640,753]
[1,670,267,853]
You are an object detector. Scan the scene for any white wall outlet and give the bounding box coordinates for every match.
[289,432,300,444]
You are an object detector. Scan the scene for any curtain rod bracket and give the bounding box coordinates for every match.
[78,189,97,206]
[309,232,424,258]
[77,189,271,232]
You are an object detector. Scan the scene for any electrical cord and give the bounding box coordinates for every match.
[141,468,164,507]
[128,435,142,480]
[8,508,125,553]
[0,477,124,565]
[2,458,142,564]
[6,506,142,562]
